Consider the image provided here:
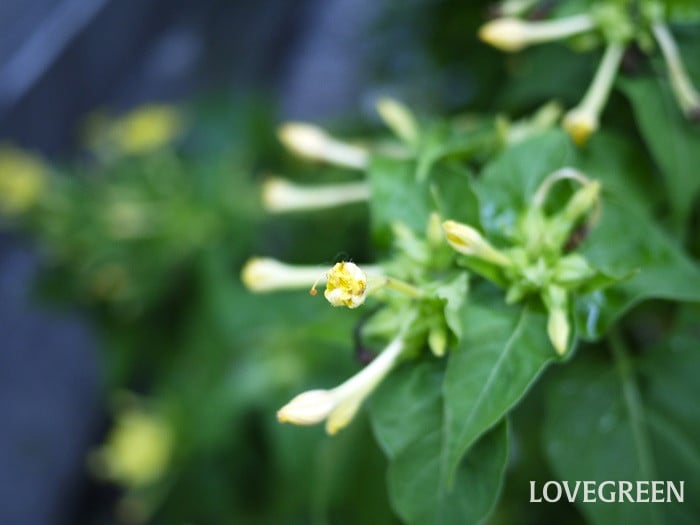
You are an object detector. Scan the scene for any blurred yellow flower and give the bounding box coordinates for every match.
[86,104,184,156]
[112,105,183,154]
[93,407,173,487]
[0,145,47,215]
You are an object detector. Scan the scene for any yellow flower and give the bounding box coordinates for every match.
[92,407,172,487]
[0,145,47,214]
[322,261,368,309]
[87,105,184,156]
[278,336,405,434]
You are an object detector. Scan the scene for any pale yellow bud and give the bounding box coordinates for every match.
[562,42,624,146]
[479,15,595,52]
[442,220,512,267]
[262,177,370,213]
[562,107,598,146]
[564,180,601,223]
[277,390,335,425]
[376,97,420,146]
[428,325,448,357]
[543,285,570,355]
[548,307,570,355]
[241,257,323,292]
[323,262,368,308]
[277,122,368,169]
[277,336,405,434]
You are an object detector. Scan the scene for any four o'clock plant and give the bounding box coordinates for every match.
[241,1,700,523]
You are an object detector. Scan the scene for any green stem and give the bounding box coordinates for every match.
[382,277,426,298]
[609,329,662,525]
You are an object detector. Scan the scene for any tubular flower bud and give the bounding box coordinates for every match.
[478,14,595,52]
[563,180,601,224]
[376,97,420,146]
[652,22,700,119]
[543,285,570,355]
[241,257,325,292]
[547,306,570,356]
[322,262,368,309]
[262,177,370,213]
[277,336,405,434]
[563,42,625,146]
[443,220,512,267]
[277,123,369,169]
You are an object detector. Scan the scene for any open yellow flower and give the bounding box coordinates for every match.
[320,261,368,309]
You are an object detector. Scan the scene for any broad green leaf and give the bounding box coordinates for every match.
[571,132,700,338]
[430,163,481,227]
[435,273,469,340]
[474,130,700,339]
[475,131,574,244]
[389,420,508,525]
[369,361,444,459]
[367,155,432,243]
[416,121,497,182]
[618,74,700,230]
[442,291,555,485]
[544,335,700,525]
[370,362,508,525]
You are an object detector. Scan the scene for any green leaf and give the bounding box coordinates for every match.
[370,361,444,459]
[435,273,469,340]
[370,361,508,525]
[475,131,574,244]
[442,290,555,485]
[430,163,481,227]
[416,121,497,182]
[574,189,700,338]
[544,334,700,525]
[367,155,432,244]
[618,74,700,230]
[389,420,508,525]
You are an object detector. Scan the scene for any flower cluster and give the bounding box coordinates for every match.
[241,100,606,435]
[444,168,603,354]
[480,0,700,144]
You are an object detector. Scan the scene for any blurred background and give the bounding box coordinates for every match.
[1,1,480,523]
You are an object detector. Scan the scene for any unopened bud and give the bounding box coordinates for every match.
[479,15,595,53]
[241,257,323,292]
[376,97,420,146]
[262,177,370,213]
[277,123,369,169]
[443,220,512,267]
[562,107,598,146]
[277,390,335,425]
[564,180,601,224]
[428,325,448,357]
